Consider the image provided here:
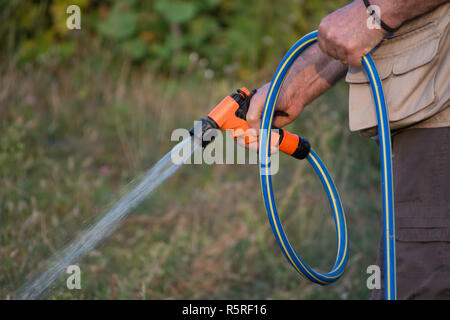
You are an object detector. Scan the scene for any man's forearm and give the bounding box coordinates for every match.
[371,0,448,30]
[276,44,347,123]
[247,43,347,129]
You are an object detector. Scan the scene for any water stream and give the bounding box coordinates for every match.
[17,137,198,299]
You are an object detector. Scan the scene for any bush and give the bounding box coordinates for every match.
[1,0,347,77]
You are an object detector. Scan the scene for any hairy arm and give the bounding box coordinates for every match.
[373,0,448,29]
[247,43,347,130]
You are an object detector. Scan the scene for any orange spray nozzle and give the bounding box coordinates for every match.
[190,87,310,160]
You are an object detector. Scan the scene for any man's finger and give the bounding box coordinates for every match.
[246,102,263,133]
[347,52,362,68]
[317,32,329,57]
[236,137,278,154]
[272,115,291,129]
[236,137,258,152]
[336,46,348,65]
[247,85,269,132]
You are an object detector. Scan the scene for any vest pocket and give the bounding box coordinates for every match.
[345,22,441,132]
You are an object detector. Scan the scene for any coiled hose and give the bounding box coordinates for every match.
[258,30,396,300]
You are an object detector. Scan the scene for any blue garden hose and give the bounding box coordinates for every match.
[258,30,396,300]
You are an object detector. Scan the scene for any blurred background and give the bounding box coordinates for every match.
[1,0,383,299]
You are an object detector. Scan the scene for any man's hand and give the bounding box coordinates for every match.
[247,83,302,132]
[318,0,387,68]
[318,0,447,67]
[245,44,347,139]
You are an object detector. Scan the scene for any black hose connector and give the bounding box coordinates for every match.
[189,117,219,148]
[291,138,311,160]
[234,88,257,120]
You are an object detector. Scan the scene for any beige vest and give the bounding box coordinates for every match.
[346,3,449,135]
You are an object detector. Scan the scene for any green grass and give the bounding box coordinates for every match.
[1,53,382,299]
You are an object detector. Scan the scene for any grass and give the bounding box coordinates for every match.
[1,50,382,299]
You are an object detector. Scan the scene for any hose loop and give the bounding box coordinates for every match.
[259,30,396,299]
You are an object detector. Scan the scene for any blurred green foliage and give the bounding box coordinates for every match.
[1,0,347,76]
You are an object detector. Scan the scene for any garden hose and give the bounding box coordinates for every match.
[258,30,396,300]
[191,30,395,300]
